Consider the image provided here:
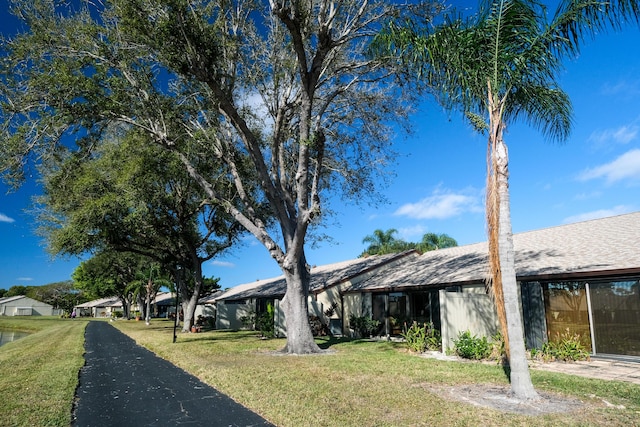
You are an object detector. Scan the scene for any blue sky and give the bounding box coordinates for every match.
[1,1,640,290]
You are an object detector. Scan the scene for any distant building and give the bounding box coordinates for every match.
[0,295,56,316]
[74,296,123,318]
[74,292,179,318]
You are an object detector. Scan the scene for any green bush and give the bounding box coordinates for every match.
[256,303,275,338]
[540,329,590,362]
[239,310,256,329]
[401,321,441,352]
[453,330,491,360]
[349,315,380,337]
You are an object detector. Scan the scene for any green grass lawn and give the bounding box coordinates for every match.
[2,317,639,426]
[114,320,640,427]
[0,317,88,427]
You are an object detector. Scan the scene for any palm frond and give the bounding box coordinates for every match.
[546,0,640,59]
[509,84,573,142]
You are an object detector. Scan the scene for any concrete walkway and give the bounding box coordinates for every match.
[423,351,640,385]
[72,321,273,427]
[530,357,640,385]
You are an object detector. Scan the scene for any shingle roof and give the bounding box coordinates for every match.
[345,211,640,292]
[75,296,122,308]
[152,292,177,306]
[0,295,27,304]
[214,251,417,301]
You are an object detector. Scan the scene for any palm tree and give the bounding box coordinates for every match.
[361,228,408,256]
[418,233,458,252]
[373,0,639,400]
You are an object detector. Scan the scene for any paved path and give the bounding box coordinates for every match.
[530,357,640,385]
[422,351,640,385]
[72,321,274,427]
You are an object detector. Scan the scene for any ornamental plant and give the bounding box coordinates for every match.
[401,321,442,352]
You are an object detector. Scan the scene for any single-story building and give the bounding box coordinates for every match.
[75,291,220,323]
[347,210,640,358]
[0,295,56,316]
[214,211,640,360]
[152,292,178,318]
[75,296,123,317]
[212,251,418,335]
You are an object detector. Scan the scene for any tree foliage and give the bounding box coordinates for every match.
[73,251,147,318]
[360,229,457,256]
[0,0,438,353]
[35,129,240,330]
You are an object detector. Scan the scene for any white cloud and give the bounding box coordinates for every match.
[588,125,638,145]
[563,205,633,224]
[17,277,33,282]
[601,80,640,97]
[573,191,603,201]
[397,225,427,240]
[394,188,482,220]
[577,149,640,184]
[0,213,15,223]
[210,260,236,268]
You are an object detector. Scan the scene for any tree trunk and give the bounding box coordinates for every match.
[136,294,144,319]
[181,260,204,332]
[145,280,152,325]
[120,296,131,320]
[495,136,539,401]
[280,255,323,354]
[180,285,198,332]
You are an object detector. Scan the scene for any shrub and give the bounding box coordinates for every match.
[309,315,329,336]
[349,315,380,338]
[196,315,215,329]
[539,329,590,362]
[323,301,339,317]
[239,310,256,329]
[453,330,491,360]
[401,321,441,352]
[255,303,275,338]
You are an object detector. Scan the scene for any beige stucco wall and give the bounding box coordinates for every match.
[315,254,415,336]
[439,289,499,351]
[216,300,255,330]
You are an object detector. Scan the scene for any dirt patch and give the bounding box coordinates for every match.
[425,383,584,416]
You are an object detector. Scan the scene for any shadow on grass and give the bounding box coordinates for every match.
[315,336,406,350]
[316,336,357,349]
[171,329,281,345]
[151,325,402,351]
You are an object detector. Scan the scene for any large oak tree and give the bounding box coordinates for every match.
[0,0,436,353]
[37,131,242,331]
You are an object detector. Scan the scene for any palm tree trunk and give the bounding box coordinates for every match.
[494,136,539,400]
[486,88,538,400]
[486,90,538,399]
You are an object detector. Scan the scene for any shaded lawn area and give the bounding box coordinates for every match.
[114,320,640,426]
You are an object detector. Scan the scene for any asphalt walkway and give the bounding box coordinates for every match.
[72,321,274,427]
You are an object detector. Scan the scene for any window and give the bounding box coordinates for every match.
[589,279,640,356]
[542,281,592,351]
